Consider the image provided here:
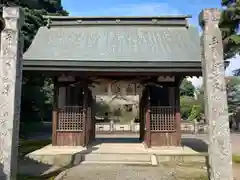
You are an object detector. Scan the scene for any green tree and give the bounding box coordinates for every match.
[226,77,240,113]
[95,102,111,117]
[180,79,195,97]
[21,1,67,123]
[180,96,196,120]
[220,0,240,74]
[194,77,240,122]
[1,1,68,131]
[189,104,203,121]
[187,86,205,122]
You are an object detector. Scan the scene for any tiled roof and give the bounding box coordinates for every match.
[23,16,201,64]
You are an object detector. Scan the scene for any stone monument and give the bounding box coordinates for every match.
[199,9,233,180]
[0,7,24,180]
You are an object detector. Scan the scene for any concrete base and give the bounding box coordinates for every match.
[26,143,207,166]
[27,145,87,155]
[26,145,86,166]
[147,146,200,154]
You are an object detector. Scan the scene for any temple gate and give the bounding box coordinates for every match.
[23,16,203,147]
[0,6,233,180]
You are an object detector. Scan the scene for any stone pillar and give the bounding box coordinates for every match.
[0,7,24,179]
[199,9,233,180]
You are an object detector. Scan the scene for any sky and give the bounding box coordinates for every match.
[62,0,240,87]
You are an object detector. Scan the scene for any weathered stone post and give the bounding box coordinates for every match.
[199,9,233,180]
[0,7,24,179]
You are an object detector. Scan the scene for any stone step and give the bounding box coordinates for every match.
[81,161,152,165]
[82,153,151,163]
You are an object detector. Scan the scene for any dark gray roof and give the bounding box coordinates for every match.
[23,16,201,71]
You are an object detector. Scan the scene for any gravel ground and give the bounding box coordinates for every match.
[61,164,206,180]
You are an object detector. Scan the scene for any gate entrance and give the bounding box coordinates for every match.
[23,16,202,148]
[93,79,142,144]
[50,74,183,147]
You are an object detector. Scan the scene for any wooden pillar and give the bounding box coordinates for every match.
[91,95,96,141]
[169,87,175,106]
[52,77,58,145]
[175,77,183,146]
[139,91,143,141]
[175,87,181,146]
[58,87,66,108]
[140,103,143,141]
[140,88,146,142]
[88,89,95,143]
[82,84,88,146]
[144,87,151,147]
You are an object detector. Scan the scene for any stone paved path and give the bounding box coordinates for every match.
[61,164,206,180]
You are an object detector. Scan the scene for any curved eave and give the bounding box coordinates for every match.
[23,60,202,74]
[22,60,229,76]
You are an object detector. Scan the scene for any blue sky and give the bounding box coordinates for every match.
[62,0,221,25]
[62,0,240,87]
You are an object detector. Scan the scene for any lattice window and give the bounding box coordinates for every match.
[150,106,176,131]
[57,106,83,131]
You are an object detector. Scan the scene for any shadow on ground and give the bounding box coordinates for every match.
[18,142,101,179]
[18,157,53,178]
[18,150,96,179]
[94,137,141,144]
[181,137,208,153]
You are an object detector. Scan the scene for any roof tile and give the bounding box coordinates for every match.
[23,25,201,62]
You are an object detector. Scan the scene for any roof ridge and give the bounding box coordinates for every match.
[45,15,191,28]
[43,15,192,20]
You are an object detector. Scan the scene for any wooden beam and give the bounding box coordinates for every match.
[23,70,202,77]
